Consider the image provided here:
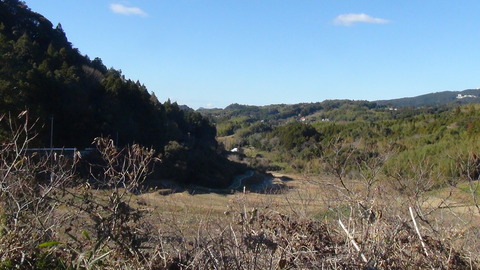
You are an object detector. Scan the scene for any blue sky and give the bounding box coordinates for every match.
[23,1,480,109]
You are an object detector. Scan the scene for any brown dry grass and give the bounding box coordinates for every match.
[121,172,480,269]
[136,172,328,224]
[134,172,480,257]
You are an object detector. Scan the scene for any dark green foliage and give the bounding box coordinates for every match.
[160,140,246,188]
[0,0,235,187]
[271,122,320,150]
[201,100,389,124]
[376,89,480,107]
[0,252,67,270]
[0,0,212,148]
[208,94,480,186]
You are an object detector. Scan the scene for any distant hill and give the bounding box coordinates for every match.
[375,89,480,107]
[199,89,480,124]
[198,89,480,137]
[199,100,390,135]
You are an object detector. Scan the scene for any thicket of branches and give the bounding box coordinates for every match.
[1,111,479,269]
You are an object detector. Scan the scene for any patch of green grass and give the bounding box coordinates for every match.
[314,205,352,222]
[457,181,480,198]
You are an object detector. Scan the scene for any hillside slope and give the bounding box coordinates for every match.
[375,89,480,107]
[0,0,242,187]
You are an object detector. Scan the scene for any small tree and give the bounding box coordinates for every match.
[79,137,158,258]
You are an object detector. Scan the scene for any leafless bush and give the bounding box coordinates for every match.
[451,152,480,215]
[319,137,388,225]
[142,201,478,269]
[0,111,77,267]
[355,143,391,203]
[386,157,438,203]
[314,137,479,269]
[321,137,355,197]
[0,111,159,268]
[62,137,158,266]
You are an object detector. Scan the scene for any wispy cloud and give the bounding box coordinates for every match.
[109,3,148,17]
[333,13,389,26]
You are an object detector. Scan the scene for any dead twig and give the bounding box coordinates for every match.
[338,219,368,263]
[409,206,429,257]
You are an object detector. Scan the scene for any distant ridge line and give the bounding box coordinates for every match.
[374,89,480,108]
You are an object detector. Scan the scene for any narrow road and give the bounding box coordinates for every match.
[229,170,254,190]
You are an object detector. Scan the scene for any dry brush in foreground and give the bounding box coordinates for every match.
[0,111,479,269]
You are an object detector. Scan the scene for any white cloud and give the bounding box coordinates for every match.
[333,13,389,26]
[109,3,148,17]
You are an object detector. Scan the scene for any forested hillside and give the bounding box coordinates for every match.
[376,89,480,107]
[200,89,480,133]
[209,98,480,189]
[0,0,242,187]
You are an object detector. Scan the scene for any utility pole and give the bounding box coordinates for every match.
[49,115,54,181]
[50,115,54,152]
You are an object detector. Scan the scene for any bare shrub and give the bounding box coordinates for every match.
[62,137,158,266]
[451,152,480,215]
[143,202,478,269]
[321,136,355,197]
[314,136,479,269]
[0,111,77,267]
[319,137,389,225]
[0,111,158,268]
[385,157,438,203]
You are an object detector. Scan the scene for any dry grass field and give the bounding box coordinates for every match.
[124,171,480,269]
[137,170,480,227]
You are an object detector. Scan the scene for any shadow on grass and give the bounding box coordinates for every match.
[142,171,293,196]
